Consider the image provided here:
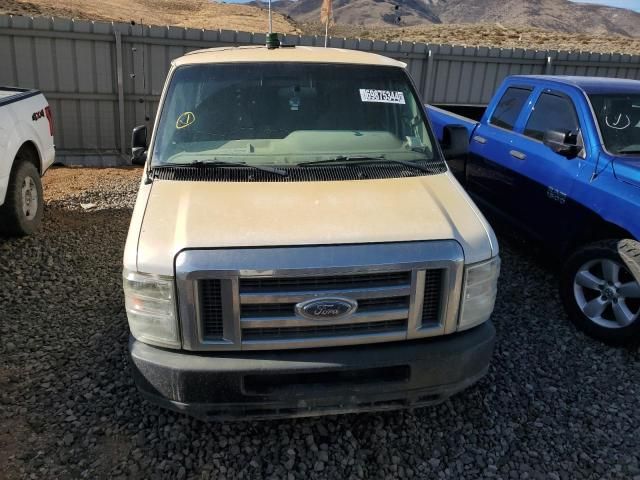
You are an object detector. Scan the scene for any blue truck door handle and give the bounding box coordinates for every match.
[509,150,526,160]
[473,135,487,144]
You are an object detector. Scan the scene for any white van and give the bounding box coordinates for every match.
[123,45,499,420]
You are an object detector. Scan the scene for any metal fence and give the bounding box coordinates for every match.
[1,14,639,165]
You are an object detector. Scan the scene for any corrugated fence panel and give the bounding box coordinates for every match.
[1,13,639,165]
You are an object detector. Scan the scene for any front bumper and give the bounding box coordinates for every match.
[129,321,495,421]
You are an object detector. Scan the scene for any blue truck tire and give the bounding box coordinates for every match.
[560,240,640,345]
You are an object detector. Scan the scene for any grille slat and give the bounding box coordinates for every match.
[153,161,447,183]
[242,320,407,341]
[241,296,410,319]
[240,272,411,293]
[200,279,224,339]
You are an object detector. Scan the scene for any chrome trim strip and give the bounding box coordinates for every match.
[175,241,464,351]
[222,278,241,344]
[241,308,409,329]
[407,270,425,333]
[175,242,462,278]
[239,285,411,304]
[441,264,464,335]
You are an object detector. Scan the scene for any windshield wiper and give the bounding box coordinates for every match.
[154,160,288,177]
[298,156,435,173]
[298,155,386,166]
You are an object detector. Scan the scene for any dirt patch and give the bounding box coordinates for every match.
[0,0,110,22]
[0,0,298,34]
[43,166,142,203]
[91,434,134,479]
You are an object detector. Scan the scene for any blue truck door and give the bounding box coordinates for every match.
[509,89,586,244]
[467,86,534,219]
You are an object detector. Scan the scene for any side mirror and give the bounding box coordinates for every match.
[543,129,581,158]
[441,124,469,160]
[131,125,148,165]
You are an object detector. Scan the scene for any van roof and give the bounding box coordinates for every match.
[172,45,407,69]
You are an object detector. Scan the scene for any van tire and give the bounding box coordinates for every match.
[0,158,43,236]
[560,240,640,345]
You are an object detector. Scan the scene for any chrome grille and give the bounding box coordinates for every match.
[176,241,465,351]
[239,271,419,345]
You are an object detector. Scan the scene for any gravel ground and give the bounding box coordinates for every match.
[1,167,639,480]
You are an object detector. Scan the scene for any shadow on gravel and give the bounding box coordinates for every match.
[1,205,639,480]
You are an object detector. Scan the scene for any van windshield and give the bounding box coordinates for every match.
[589,93,640,156]
[150,62,439,166]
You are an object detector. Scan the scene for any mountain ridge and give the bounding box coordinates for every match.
[263,0,640,37]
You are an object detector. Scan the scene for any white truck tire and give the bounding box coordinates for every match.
[0,152,43,236]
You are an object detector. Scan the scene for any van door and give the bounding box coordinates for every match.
[467,86,533,220]
[509,90,586,246]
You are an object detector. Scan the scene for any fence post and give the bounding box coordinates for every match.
[423,49,434,104]
[545,55,553,75]
[114,30,127,157]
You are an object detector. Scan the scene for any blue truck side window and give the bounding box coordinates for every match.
[524,93,580,141]
[489,87,531,130]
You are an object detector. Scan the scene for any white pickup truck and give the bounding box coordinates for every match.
[0,87,55,235]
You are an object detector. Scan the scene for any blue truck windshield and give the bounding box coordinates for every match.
[589,94,640,156]
[151,63,438,166]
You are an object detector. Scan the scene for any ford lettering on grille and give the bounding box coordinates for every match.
[295,298,358,321]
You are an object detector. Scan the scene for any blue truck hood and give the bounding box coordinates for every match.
[612,155,640,189]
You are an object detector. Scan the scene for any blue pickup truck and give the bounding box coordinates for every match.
[427,75,640,344]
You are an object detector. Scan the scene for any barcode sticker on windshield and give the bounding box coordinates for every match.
[359,89,405,104]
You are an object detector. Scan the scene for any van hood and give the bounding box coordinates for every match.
[135,172,496,275]
[613,155,640,189]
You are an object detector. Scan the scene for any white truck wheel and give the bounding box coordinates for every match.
[0,158,43,236]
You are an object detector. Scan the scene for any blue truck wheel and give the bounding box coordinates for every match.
[560,240,640,345]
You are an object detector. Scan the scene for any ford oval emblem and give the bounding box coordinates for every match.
[295,297,358,321]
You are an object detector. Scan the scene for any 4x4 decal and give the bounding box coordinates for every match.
[32,106,54,136]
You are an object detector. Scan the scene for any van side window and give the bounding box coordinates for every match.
[525,93,580,141]
[489,87,532,130]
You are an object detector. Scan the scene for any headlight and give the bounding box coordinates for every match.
[458,256,500,331]
[123,268,180,348]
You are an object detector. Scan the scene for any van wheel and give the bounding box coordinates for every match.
[560,240,640,345]
[0,159,43,236]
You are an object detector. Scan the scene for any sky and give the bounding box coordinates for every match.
[223,0,640,11]
[569,0,640,11]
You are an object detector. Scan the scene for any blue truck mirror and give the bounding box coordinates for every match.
[543,129,581,158]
